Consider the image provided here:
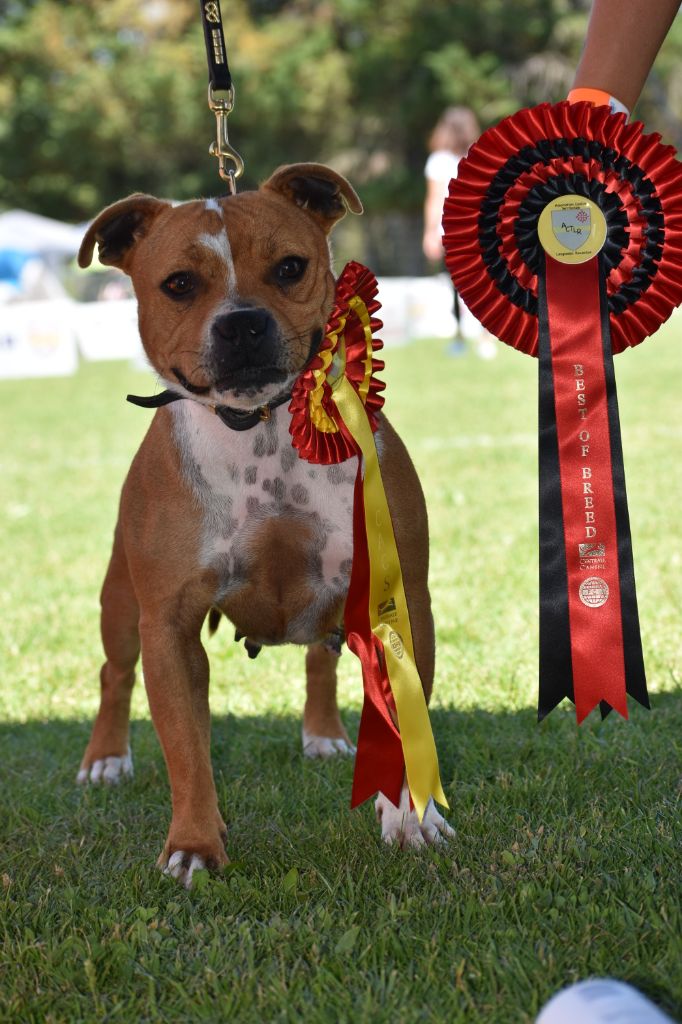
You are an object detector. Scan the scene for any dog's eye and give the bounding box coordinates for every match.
[275,257,308,284]
[161,272,195,298]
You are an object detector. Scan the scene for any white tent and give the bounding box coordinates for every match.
[0,210,84,256]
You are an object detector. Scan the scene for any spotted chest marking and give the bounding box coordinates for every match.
[171,401,358,643]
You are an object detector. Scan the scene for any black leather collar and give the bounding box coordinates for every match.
[126,386,291,431]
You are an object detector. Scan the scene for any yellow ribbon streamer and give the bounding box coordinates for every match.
[333,375,448,821]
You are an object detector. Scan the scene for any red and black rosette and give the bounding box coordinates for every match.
[289,260,385,463]
[443,100,682,722]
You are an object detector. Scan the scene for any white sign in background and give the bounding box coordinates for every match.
[0,299,144,380]
[74,300,143,362]
[0,300,79,379]
[0,278,459,380]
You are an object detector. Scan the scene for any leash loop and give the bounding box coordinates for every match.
[200,0,244,191]
[200,0,231,91]
[208,83,244,193]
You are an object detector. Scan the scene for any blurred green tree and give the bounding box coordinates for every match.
[1,0,681,235]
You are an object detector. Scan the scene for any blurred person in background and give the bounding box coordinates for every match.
[423,106,496,358]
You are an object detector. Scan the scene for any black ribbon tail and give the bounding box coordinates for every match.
[537,264,574,720]
[598,260,649,711]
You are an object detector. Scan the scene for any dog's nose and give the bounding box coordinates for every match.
[212,309,273,350]
[209,307,282,387]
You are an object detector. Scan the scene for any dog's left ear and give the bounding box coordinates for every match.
[262,163,363,233]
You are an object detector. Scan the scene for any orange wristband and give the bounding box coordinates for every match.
[567,88,630,119]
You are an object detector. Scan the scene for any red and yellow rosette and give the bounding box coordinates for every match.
[290,261,447,819]
[289,261,385,463]
[443,101,682,723]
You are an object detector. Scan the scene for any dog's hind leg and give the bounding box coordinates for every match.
[77,524,139,785]
[302,642,356,758]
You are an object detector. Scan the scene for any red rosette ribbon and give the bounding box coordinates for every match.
[289,260,386,463]
[443,101,682,722]
[443,101,682,356]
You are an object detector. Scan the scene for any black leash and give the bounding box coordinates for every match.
[199,0,244,192]
[200,0,232,92]
[125,7,264,428]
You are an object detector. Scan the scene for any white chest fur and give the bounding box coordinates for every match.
[171,400,358,642]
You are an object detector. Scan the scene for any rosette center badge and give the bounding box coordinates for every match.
[538,195,607,264]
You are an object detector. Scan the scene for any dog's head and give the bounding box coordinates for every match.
[78,164,362,409]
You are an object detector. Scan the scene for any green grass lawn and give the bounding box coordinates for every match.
[1,325,680,1023]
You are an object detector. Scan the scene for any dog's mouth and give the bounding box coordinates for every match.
[171,367,211,396]
[171,364,291,405]
[213,365,289,397]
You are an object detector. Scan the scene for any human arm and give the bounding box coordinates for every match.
[572,0,678,112]
[423,176,447,262]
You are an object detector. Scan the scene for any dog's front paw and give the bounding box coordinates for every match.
[375,784,454,849]
[302,727,356,759]
[76,746,133,785]
[157,824,229,889]
[161,851,211,889]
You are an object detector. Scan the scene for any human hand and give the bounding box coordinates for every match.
[422,229,444,262]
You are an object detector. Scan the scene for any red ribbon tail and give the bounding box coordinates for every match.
[350,640,404,809]
[345,459,404,808]
[539,255,642,722]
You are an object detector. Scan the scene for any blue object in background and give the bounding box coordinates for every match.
[0,249,36,286]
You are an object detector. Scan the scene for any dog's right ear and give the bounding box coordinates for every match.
[78,194,170,272]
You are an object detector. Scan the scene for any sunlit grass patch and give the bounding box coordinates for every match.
[2,327,680,1022]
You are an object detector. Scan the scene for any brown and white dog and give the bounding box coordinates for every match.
[77,164,452,887]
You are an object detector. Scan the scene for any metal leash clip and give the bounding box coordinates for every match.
[208,83,245,194]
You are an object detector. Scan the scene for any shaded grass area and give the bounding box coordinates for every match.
[2,703,681,1023]
[1,326,681,1022]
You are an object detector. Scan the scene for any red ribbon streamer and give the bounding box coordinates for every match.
[289,266,443,811]
[545,255,628,721]
[344,455,404,810]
